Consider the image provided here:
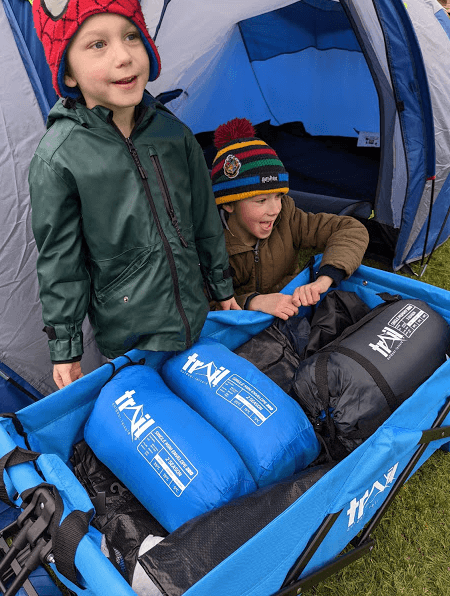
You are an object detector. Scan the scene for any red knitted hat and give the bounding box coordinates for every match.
[33,0,161,98]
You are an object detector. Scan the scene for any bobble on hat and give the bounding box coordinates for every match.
[214,118,256,150]
[211,118,289,205]
[33,0,161,98]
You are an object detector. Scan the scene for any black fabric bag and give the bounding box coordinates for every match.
[70,441,168,582]
[234,317,310,393]
[291,295,450,458]
[138,463,335,596]
[304,289,371,358]
[235,290,371,393]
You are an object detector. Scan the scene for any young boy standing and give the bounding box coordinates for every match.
[30,0,238,389]
[211,119,369,319]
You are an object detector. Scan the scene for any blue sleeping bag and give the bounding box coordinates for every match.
[84,365,256,532]
[161,339,320,486]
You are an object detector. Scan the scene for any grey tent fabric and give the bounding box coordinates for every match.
[0,1,105,395]
[343,0,408,228]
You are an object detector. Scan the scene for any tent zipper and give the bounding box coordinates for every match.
[123,135,192,348]
[150,154,188,248]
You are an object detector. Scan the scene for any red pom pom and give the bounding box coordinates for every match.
[214,118,256,150]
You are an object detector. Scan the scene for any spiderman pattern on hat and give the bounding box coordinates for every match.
[33,0,161,98]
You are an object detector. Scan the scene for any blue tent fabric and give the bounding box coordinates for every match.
[371,0,435,269]
[2,0,57,121]
[1,260,450,595]
[240,0,362,60]
[435,8,450,39]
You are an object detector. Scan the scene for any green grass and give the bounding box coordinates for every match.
[297,239,450,596]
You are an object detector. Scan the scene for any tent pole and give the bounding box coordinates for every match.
[420,177,436,267]
[420,191,450,277]
[0,370,39,403]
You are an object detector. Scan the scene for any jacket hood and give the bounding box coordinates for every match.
[46,91,162,131]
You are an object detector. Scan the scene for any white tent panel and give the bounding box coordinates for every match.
[146,0,299,97]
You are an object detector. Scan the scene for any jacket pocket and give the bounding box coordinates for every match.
[95,249,152,304]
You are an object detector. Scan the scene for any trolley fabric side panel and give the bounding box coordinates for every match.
[1,260,449,596]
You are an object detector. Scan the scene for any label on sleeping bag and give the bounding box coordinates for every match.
[216,375,276,425]
[161,339,320,487]
[368,303,428,358]
[182,352,276,425]
[137,427,197,496]
[342,299,450,398]
[85,365,256,532]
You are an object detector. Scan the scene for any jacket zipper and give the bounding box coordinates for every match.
[253,241,261,293]
[123,135,192,348]
[150,155,188,248]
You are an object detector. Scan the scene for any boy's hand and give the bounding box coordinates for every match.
[53,362,83,390]
[292,275,333,307]
[218,297,242,310]
[248,293,299,320]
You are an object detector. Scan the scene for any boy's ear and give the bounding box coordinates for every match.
[222,203,235,214]
[64,67,78,88]
[64,73,78,88]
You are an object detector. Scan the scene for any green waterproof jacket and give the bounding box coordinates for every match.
[29,93,233,361]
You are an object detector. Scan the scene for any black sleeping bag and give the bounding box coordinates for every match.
[235,290,371,393]
[291,294,450,457]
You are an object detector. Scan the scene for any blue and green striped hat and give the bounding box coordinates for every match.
[211,118,289,205]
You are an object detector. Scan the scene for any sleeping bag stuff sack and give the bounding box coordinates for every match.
[84,364,257,532]
[161,339,320,487]
[292,295,450,456]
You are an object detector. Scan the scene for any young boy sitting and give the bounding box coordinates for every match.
[29,0,238,389]
[211,119,370,319]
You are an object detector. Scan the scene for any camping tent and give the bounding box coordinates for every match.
[147,0,450,271]
[1,0,450,397]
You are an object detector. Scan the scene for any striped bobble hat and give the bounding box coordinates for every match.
[211,118,289,205]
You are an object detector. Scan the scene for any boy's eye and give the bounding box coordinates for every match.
[91,41,105,49]
[126,32,140,41]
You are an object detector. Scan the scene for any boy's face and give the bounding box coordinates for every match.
[223,193,284,245]
[64,13,150,114]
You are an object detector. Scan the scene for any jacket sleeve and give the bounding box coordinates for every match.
[287,198,370,278]
[29,154,90,362]
[186,133,234,301]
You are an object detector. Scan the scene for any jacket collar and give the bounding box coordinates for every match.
[55,91,157,131]
[219,207,282,256]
